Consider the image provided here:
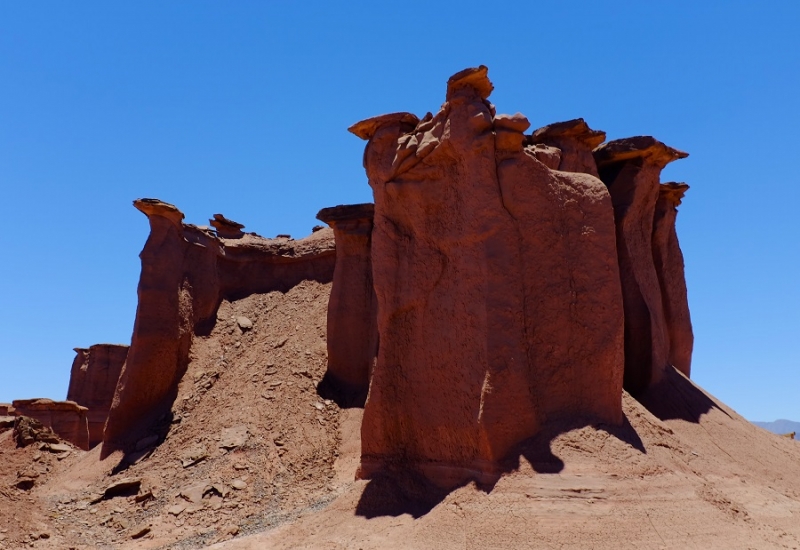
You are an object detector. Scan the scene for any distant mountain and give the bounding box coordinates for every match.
[752,419,800,435]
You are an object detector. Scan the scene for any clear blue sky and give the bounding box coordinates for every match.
[1,2,798,421]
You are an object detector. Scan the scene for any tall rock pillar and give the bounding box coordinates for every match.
[316,203,378,404]
[593,137,688,394]
[351,66,624,487]
[653,182,693,378]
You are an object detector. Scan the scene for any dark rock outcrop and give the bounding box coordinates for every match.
[316,203,378,405]
[594,137,689,395]
[351,66,625,487]
[67,344,129,449]
[11,399,89,450]
[102,200,336,456]
[653,182,693,377]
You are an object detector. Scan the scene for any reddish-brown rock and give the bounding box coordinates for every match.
[0,403,10,415]
[67,343,129,448]
[594,137,689,394]
[316,203,377,404]
[11,399,89,450]
[653,182,693,377]
[351,66,624,487]
[528,118,606,177]
[102,199,336,456]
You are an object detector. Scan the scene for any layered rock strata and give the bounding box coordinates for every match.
[350,66,625,487]
[67,344,129,448]
[593,137,689,394]
[102,200,336,455]
[653,182,693,377]
[11,399,89,450]
[316,203,378,404]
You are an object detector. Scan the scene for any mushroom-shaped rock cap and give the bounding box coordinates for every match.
[659,182,690,205]
[210,213,245,238]
[133,198,185,225]
[348,112,420,141]
[494,113,531,133]
[530,118,606,148]
[593,136,688,169]
[446,65,494,100]
[317,203,375,225]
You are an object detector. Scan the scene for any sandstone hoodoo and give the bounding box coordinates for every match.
[350,65,631,487]
[527,117,606,177]
[67,343,129,448]
[316,203,378,404]
[593,137,689,395]
[10,398,89,450]
[102,199,336,456]
[653,182,693,377]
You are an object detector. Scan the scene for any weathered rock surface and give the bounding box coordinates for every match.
[653,182,693,377]
[316,203,378,404]
[594,137,688,394]
[102,199,336,455]
[11,400,89,449]
[528,118,606,176]
[67,343,129,448]
[351,65,625,487]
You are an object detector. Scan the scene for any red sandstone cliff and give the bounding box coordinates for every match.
[102,200,335,455]
[350,66,626,487]
[67,343,129,448]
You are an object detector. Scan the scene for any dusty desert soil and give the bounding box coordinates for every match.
[2,280,800,549]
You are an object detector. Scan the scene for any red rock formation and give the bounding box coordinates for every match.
[351,66,624,487]
[11,399,89,450]
[67,344,129,448]
[653,182,693,377]
[0,403,10,415]
[316,203,377,404]
[593,138,688,394]
[528,118,606,177]
[102,200,336,456]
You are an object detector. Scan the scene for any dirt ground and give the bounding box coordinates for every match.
[2,280,800,549]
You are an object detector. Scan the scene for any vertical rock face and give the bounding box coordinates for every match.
[653,182,693,377]
[316,203,378,404]
[528,118,606,177]
[11,399,90,450]
[102,200,336,456]
[351,66,625,487]
[67,344,129,448]
[593,138,688,395]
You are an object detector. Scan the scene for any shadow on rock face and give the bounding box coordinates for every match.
[316,370,367,409]
[636,366,728,423]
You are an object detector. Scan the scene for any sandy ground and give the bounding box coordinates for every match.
[2,280,800,549]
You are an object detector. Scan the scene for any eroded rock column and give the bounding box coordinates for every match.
[67,344,129,448]
[316,204,377,404]
[352,66,624,487]
[653,182,693,377]
[593,138,688,394]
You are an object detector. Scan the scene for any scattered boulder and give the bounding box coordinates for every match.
[219,425,248,450]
